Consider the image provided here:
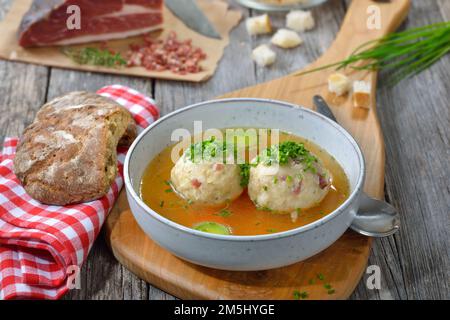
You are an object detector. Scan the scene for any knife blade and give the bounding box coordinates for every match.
[165,0,222,39]
[313,95,337,123]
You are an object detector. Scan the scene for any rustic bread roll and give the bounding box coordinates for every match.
[13,91,137,205]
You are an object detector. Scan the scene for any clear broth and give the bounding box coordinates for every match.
[140,131,350,236]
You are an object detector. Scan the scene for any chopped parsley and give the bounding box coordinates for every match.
[293,290,309,300]
[164,188,173,193]
[317,273,325,281]
[266,228,277,233]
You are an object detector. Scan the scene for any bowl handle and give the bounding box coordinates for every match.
[350,193,400,237]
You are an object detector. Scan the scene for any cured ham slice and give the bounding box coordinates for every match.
[18,0,164,47]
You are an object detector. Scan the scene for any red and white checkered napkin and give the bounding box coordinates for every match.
[0,85,159,299]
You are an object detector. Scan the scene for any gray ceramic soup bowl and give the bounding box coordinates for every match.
[124,98,395,271]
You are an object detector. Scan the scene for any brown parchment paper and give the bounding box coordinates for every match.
[0,0,242,82]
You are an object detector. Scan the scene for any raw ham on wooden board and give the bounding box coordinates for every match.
[19,0,164,47]
[0,0,242,82]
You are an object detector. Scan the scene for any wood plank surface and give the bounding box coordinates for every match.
[103,0,410,300]
[0,0,448,300]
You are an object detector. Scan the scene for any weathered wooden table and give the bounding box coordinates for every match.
[0,0,448,300]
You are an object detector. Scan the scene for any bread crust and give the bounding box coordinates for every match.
[13,91,137,205]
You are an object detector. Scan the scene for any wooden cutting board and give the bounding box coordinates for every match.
[104,0,410,299]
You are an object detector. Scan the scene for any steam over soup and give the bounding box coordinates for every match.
[140,129,350,236]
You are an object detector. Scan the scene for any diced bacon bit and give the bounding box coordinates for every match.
[191,178,202,189]
[318,174,329,189]
[213,163,224,171]
[126,31,207,75]
[292,181,302,195]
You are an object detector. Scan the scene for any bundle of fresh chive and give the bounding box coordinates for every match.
[296,21,450,85]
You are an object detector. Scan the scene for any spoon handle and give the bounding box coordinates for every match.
[313,95,337,122]
[313,95,400,238]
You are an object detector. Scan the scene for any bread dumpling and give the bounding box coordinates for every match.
[248,141,331,212]
[170,138,244,206]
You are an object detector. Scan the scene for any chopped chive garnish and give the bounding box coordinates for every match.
[258,141,318,173]
[62,47,127,68]
[293,290,309,300]
[239,163,251,187]
[214,209,232,217]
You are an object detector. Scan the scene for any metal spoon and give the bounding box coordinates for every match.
[352,193,400,237]
[313,95,400,237]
